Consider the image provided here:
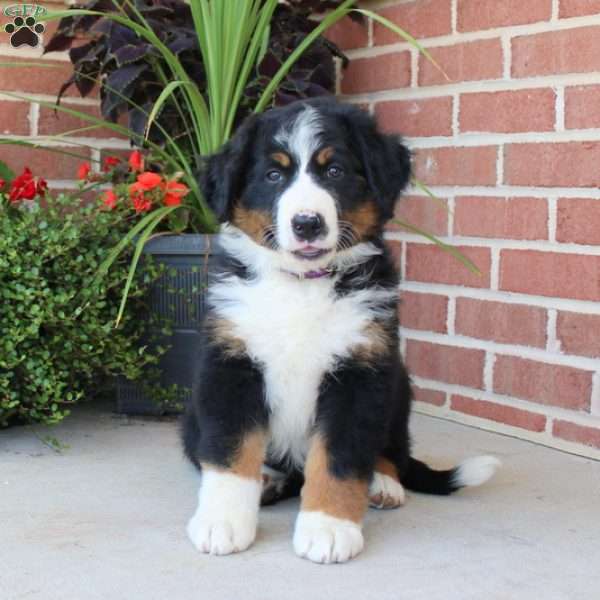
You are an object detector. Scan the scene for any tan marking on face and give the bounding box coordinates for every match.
[205,316,247,358]
[202,429,266,481]
[342,201,380,240]
[351,321,390,366]
[231,206,273,245]
[301,435,368,523]
[316,146,334,166]
[271,152,291,168]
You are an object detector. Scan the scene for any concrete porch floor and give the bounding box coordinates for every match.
[1,402,599,600]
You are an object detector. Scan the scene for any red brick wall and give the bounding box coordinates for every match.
[330,0,600,459]
[0,1,127,186]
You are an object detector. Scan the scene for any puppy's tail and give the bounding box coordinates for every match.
[402,455,501,496]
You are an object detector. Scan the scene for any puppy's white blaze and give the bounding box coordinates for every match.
[453,455,501,488]
[274,105,322,167]
[211,232,395,468]
[276,171,339,255]
[294,511,364,564]
[187,470,261,555]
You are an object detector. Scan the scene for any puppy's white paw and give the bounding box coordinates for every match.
[293,511,364,564]
[187,512,256,555]
[187,470,261,556]
[369,472,406,509]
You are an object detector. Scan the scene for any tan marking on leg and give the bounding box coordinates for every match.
[271,152,291,167]
[316,146,334,166]
[375,457,397,479]
[351,321,390,366]
[202,429,267,482]
[205,316,247,358]
[342,201,380,240]
[301,435,368,523]
[231,206,273,245]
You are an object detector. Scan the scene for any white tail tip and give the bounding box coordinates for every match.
[453,455,501,488]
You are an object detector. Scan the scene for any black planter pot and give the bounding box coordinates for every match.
[115,233,222,415]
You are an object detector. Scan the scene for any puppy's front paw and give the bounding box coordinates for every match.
[369,472,405,509]
[293,511,364,564]
[187,511,257,555]
[187,470,261,555]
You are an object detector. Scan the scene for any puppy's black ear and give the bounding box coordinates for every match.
[200,115,258,222]
[345,108,412,221]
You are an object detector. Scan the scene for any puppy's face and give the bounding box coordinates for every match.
[202,99,411,273]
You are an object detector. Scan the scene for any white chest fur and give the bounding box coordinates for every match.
[209,269,394,467]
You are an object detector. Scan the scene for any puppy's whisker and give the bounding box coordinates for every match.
[262,225,280,250]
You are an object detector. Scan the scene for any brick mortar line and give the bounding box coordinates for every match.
[483,351,495,391]
[591,373,600,417]
[409,48,418,88]
[404,184,600,199]
[551,0,560,21]
[495,145,504,187]
[410,374,600,427]
[0,46,70,61]
[386,231,600,256]
[446,195,455,235]
[413,400,600,462]
[400,326,600,371]
[547,196,558,242]
[0,92,100,106]
[501,33,511,80]
[546,309,560,353]
[450,0,457,34]
[28,102,39,137]
[446,295,456,335]
[345,12,600,58]
[451,93,459,136]
[0,134,131,149]
[341,72,600,102]
[554,86,565,131]
[489,247,500,290]
[404,128,600,149]
[397,280,600,315]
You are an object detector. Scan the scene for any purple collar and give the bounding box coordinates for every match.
[281,268,335,280]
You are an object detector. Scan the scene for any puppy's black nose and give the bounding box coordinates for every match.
[292,213,324,242]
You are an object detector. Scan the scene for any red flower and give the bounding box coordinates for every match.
[36,177,48,197]
[102,190,118,209]
[136,171,162,190]
[9,167,37,202]
[162,180,189,206]
[103,155,120,172]
[131,192,152,214]
[77,162,91,180]
[0,178,5,190]
[128,150,144,172]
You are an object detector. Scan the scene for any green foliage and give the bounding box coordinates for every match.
[0,194,166,427]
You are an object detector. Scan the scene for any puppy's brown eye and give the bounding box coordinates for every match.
[266,169,282,182]
[327,165,343,179]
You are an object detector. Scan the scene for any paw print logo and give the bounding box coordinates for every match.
[4,15,45,48]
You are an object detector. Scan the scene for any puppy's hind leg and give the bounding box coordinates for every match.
[369,457,406,509]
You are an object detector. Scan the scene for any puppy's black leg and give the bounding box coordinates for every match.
[293,364,391,564]
[185,346,268,556]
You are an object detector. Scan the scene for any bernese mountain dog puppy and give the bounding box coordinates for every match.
[182,97,500,564]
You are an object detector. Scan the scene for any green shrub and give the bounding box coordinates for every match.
[0,194,165,427]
